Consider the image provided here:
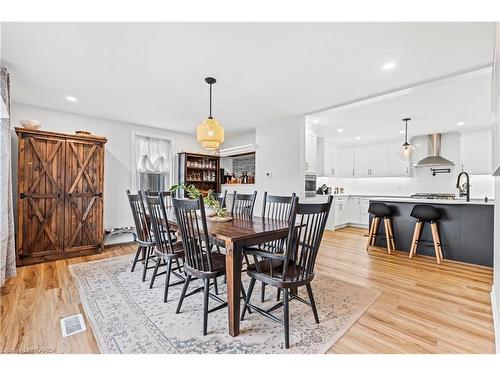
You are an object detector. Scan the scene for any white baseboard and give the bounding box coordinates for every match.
[492,284,500,354]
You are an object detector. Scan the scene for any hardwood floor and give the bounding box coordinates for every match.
[0,227,495,354]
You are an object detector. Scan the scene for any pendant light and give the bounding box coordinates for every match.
[197,77,224,151]
[399,117,416,161]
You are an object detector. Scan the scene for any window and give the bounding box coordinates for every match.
[134,135,172,192]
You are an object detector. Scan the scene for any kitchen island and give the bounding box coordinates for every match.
[369,197,494,266]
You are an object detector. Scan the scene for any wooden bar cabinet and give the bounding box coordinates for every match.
[15,128,107,266]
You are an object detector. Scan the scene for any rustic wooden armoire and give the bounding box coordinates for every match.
[15,128,107,265]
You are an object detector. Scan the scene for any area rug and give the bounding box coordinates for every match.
[69,254,380,354]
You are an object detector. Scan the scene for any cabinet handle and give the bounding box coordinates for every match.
[352,169,354,176]
[332,168,335,175]
[405,166,409,175]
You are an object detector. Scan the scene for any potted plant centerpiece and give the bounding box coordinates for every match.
[169,183,227,218]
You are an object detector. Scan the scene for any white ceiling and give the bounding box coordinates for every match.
[311,68,493,143]
[0,22,495,136]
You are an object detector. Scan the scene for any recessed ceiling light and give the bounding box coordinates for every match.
[355,136,361,140]
[457,121,465,126]
[337,128,344,133]
[66,95,77,102]
[399,130,405,134]
[311,118,319,124]
[382,61,396,70]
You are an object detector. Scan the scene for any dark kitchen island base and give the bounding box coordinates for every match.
[369,199,494,267]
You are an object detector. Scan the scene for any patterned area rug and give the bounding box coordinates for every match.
[70,254,380,354]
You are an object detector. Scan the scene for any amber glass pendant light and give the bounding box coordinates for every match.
[197,77,224,151]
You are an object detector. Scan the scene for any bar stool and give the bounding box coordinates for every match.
[366,202,396,254]
[408,204,443,264]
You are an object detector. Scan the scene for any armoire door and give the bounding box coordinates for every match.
[18,134,66,259]
[64,138,104,251]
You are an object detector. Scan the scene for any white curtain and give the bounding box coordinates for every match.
[136,135,171,173]
[0,67,16,286]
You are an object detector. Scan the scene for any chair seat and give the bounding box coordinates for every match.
[154,241,185,259]
[410,204,440,222]
[247,259,313,288]
[185,252,226,278]
[368,202,392,217]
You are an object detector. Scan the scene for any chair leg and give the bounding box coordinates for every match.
[387,218,396,251]
[261,282,266,302]
[383,218,392,254]
[131,246,142,272]
[149,257,161,289]
[163,259,172,302]
[213,277,219,295]
[142,247,151,282]
[366,218,376,251]
[277,287,281,301]
[283,288,290,349]
[430,222,442,265]
[203,279,210,336]
[241,277,256,321]
[305,283,319,324]
[176,274,191,314]
[371,217,380,246]
[409,221,421,258]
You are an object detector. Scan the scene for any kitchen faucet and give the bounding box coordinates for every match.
[456,171,470,202]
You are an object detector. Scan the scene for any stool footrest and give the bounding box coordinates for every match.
[415,240,443,247]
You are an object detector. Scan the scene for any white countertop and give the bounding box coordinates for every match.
[368,196,494,206]
[305,194,494,205]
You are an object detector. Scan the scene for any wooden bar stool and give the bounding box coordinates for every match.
[366,203,396,254]
[408,204,443,264]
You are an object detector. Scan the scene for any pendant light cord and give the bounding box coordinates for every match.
[209,83,213,119]
[405,120,408,144]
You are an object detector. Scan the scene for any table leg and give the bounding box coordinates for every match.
[225,241,242,337]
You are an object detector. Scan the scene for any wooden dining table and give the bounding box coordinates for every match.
[162,207,290,337]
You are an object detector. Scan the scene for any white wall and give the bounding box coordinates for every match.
[253,116,305,214]
[10,103,204,229]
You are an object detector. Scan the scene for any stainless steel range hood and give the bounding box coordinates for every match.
[414,133,455,167]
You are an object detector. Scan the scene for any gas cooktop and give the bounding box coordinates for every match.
[410,193,457,200]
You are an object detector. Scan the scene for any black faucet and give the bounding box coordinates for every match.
[456,171,470,202]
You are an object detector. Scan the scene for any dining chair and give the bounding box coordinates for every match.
[246,192,297,303]
[231,191,257,217]
[241,195,333,349]
[210,191,227,208]
[144,192,186,303]
[172,196,228,335]
[126,190,156,282]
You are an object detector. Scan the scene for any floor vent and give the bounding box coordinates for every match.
[60,314,86,337]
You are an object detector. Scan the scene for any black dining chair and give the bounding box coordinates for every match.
[126,190,156,281]
[172,196,228,335]
[210,191,227,208]
[144,192,186,302]
[231,191,257,217]
[241,195,333,349]
[245,192,297,303]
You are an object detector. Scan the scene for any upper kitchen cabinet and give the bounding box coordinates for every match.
[387,140,411,177]
[368,143,389,177]
[353,144,370,177]
[335,146,355,177]
[305,127,318,173]
[460,128,492,175]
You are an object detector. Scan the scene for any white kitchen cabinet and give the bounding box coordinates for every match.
[347,197,361,224]
[387,140,411,177]
[369,143,389,177]
[336,147,355,177]
[359,198,370,225]
[305,129,317,173]
[323,139,336,177]
[354,145,371,177]
[333,197,348,226]
[460,129,492,175]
